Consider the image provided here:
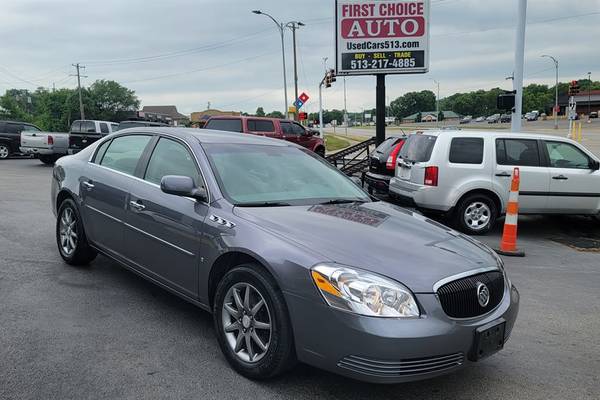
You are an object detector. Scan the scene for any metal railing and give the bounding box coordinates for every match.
[325,136,376,176]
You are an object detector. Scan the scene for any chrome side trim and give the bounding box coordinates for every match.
[432,266,500,292]
[123,222,195,257]
[85,204,122,223]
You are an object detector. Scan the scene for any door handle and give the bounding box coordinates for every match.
[495,172,511,177]
[552,175,568,180]
[82,181,94,190]
[129,200,146,211]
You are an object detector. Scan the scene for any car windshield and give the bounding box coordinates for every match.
[203,143,370,206]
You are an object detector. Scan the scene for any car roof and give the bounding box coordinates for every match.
[207,115,295,123]
[118,127,291,147]
[413,129,572,141]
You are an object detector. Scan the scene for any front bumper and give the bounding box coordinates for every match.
[285,284,519,384]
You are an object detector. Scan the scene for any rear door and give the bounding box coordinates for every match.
[542,140,600,213]
[123,136,208,297]
[247,119,276,138]
[204,118,243,133]
[494,138,550,213]
[81,134,153,257]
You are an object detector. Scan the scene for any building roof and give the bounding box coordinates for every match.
[402,110,461,120]
[141,105,189,120]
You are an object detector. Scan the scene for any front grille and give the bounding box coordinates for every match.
[338,352,464,378]
[437,271,504,318]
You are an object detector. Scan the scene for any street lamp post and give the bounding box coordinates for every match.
[432,79,440,128]
[541,55,559,129]
[285,21,304,120]
[588,71,592,122]
[252,10,288,117]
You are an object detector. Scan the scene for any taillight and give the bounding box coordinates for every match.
[47,135,54,145]
[424,166,438,186]
[386,140,405,170]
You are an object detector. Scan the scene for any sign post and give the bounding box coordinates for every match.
[335,0,430,145]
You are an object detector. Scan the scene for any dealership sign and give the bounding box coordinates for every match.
[335,0,430,75]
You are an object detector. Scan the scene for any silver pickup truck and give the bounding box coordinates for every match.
[20,131,69,164]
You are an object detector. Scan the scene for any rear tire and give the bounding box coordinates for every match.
[0,144,9,159]
[453,193,497,235]
[213,265,296,380]
[56,198,97,265]
[315,147,325,158]
[39,155,56,164]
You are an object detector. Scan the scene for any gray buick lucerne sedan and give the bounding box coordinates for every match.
[51,128,519,383]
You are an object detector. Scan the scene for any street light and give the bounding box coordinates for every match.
[541,55,559,129]
[285,21,304,120]
[252,10,288,116]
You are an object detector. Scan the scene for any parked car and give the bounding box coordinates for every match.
[0,120,43,159]
[459,116,472,124]
[364,135,406,194]
[204,116,325,157]
[117,120,170,130]
[474,116,485,123]
[500,114,511,123]
[487,114,500,123]
[20,130,69,164]
[589,111,598,119]
[51,127,519,383]
[68,120,119,154]
[525,111,539,121]
[389,130,600,235]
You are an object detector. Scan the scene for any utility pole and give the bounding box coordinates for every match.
[252,10,289,117]
[433,79,440,128]
[588,71,592,122]
[541,55,559,129]
[376,75,386,145]
[71,63,87,120]
[511,0,527,132]
[286,21,304,120]
[343,77,348,136]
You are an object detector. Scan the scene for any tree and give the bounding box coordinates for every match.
[86,80,139,122]
[266,110,284,118]
[255,107,265,117]
[389,90,436,120]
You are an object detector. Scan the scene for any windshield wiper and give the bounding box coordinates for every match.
[235,201,291,207]
[318,199,367,205]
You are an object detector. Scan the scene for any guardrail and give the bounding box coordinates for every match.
[325,137,376,176]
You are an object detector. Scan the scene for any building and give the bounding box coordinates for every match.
[141,105,189,126]
[401,110,461,123]
[190,109,241,127]
[558,90,600,116]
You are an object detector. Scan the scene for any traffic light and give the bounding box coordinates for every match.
[324,69,337,88]
[569,80,580,96]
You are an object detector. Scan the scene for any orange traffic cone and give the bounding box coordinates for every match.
[495,167,525,257]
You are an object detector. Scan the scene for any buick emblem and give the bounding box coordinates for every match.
[476,282,490,307]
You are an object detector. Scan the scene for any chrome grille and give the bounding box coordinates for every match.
[338,353,464,377]
[437,271,504,318]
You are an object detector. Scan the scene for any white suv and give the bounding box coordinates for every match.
[389,130,600,234]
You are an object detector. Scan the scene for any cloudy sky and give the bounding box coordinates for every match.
[0,0,598,116]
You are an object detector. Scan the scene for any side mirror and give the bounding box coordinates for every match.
[160,175,207,201]
[590,160,600,171]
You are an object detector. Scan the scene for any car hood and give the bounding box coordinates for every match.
[233,201,499,293]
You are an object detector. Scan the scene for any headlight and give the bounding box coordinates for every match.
[311,264,420,318]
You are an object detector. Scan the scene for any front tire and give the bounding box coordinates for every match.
[454,193,497,235]
[213,265,296,380]
[0,144,10,159]
[56,198,97,265]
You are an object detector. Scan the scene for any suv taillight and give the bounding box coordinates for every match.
[47,135,54,145]
[386,140,405,170]
[424,166,438,186]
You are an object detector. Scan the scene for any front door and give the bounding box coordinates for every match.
[122,137,208,297]
[543,140,600,213]
[494,138,550,213]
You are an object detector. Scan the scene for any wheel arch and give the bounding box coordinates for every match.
[455,188,503,215]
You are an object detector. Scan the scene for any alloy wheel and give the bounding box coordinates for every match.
[463,201,491,231]
[0,145,9,159]
[221,282,272,363]
[59,207,78,256]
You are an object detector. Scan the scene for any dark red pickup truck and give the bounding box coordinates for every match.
[204,116,325,157]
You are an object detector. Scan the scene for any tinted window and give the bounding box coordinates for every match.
[22,124,41,132]
[375,137,402,153]
[280,122,293,134]
[398,134,437,162]
[145,138,201,186]
[449,138,484,164]
[99,123,109,134]
[70,121,81,133]
[94,139,112,163]
[291,123,305,135]
[247,119,274,132]
[71,121,96,133]
[5,123,22,134]
[100,135,152,175]
[205,119,242,133]
[545,141,591,169]
[496,139,540,166]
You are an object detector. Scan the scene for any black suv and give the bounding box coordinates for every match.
[0,120,42,159]
[364,135,406,194]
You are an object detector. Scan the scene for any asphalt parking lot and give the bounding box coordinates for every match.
[1,158,599,400]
